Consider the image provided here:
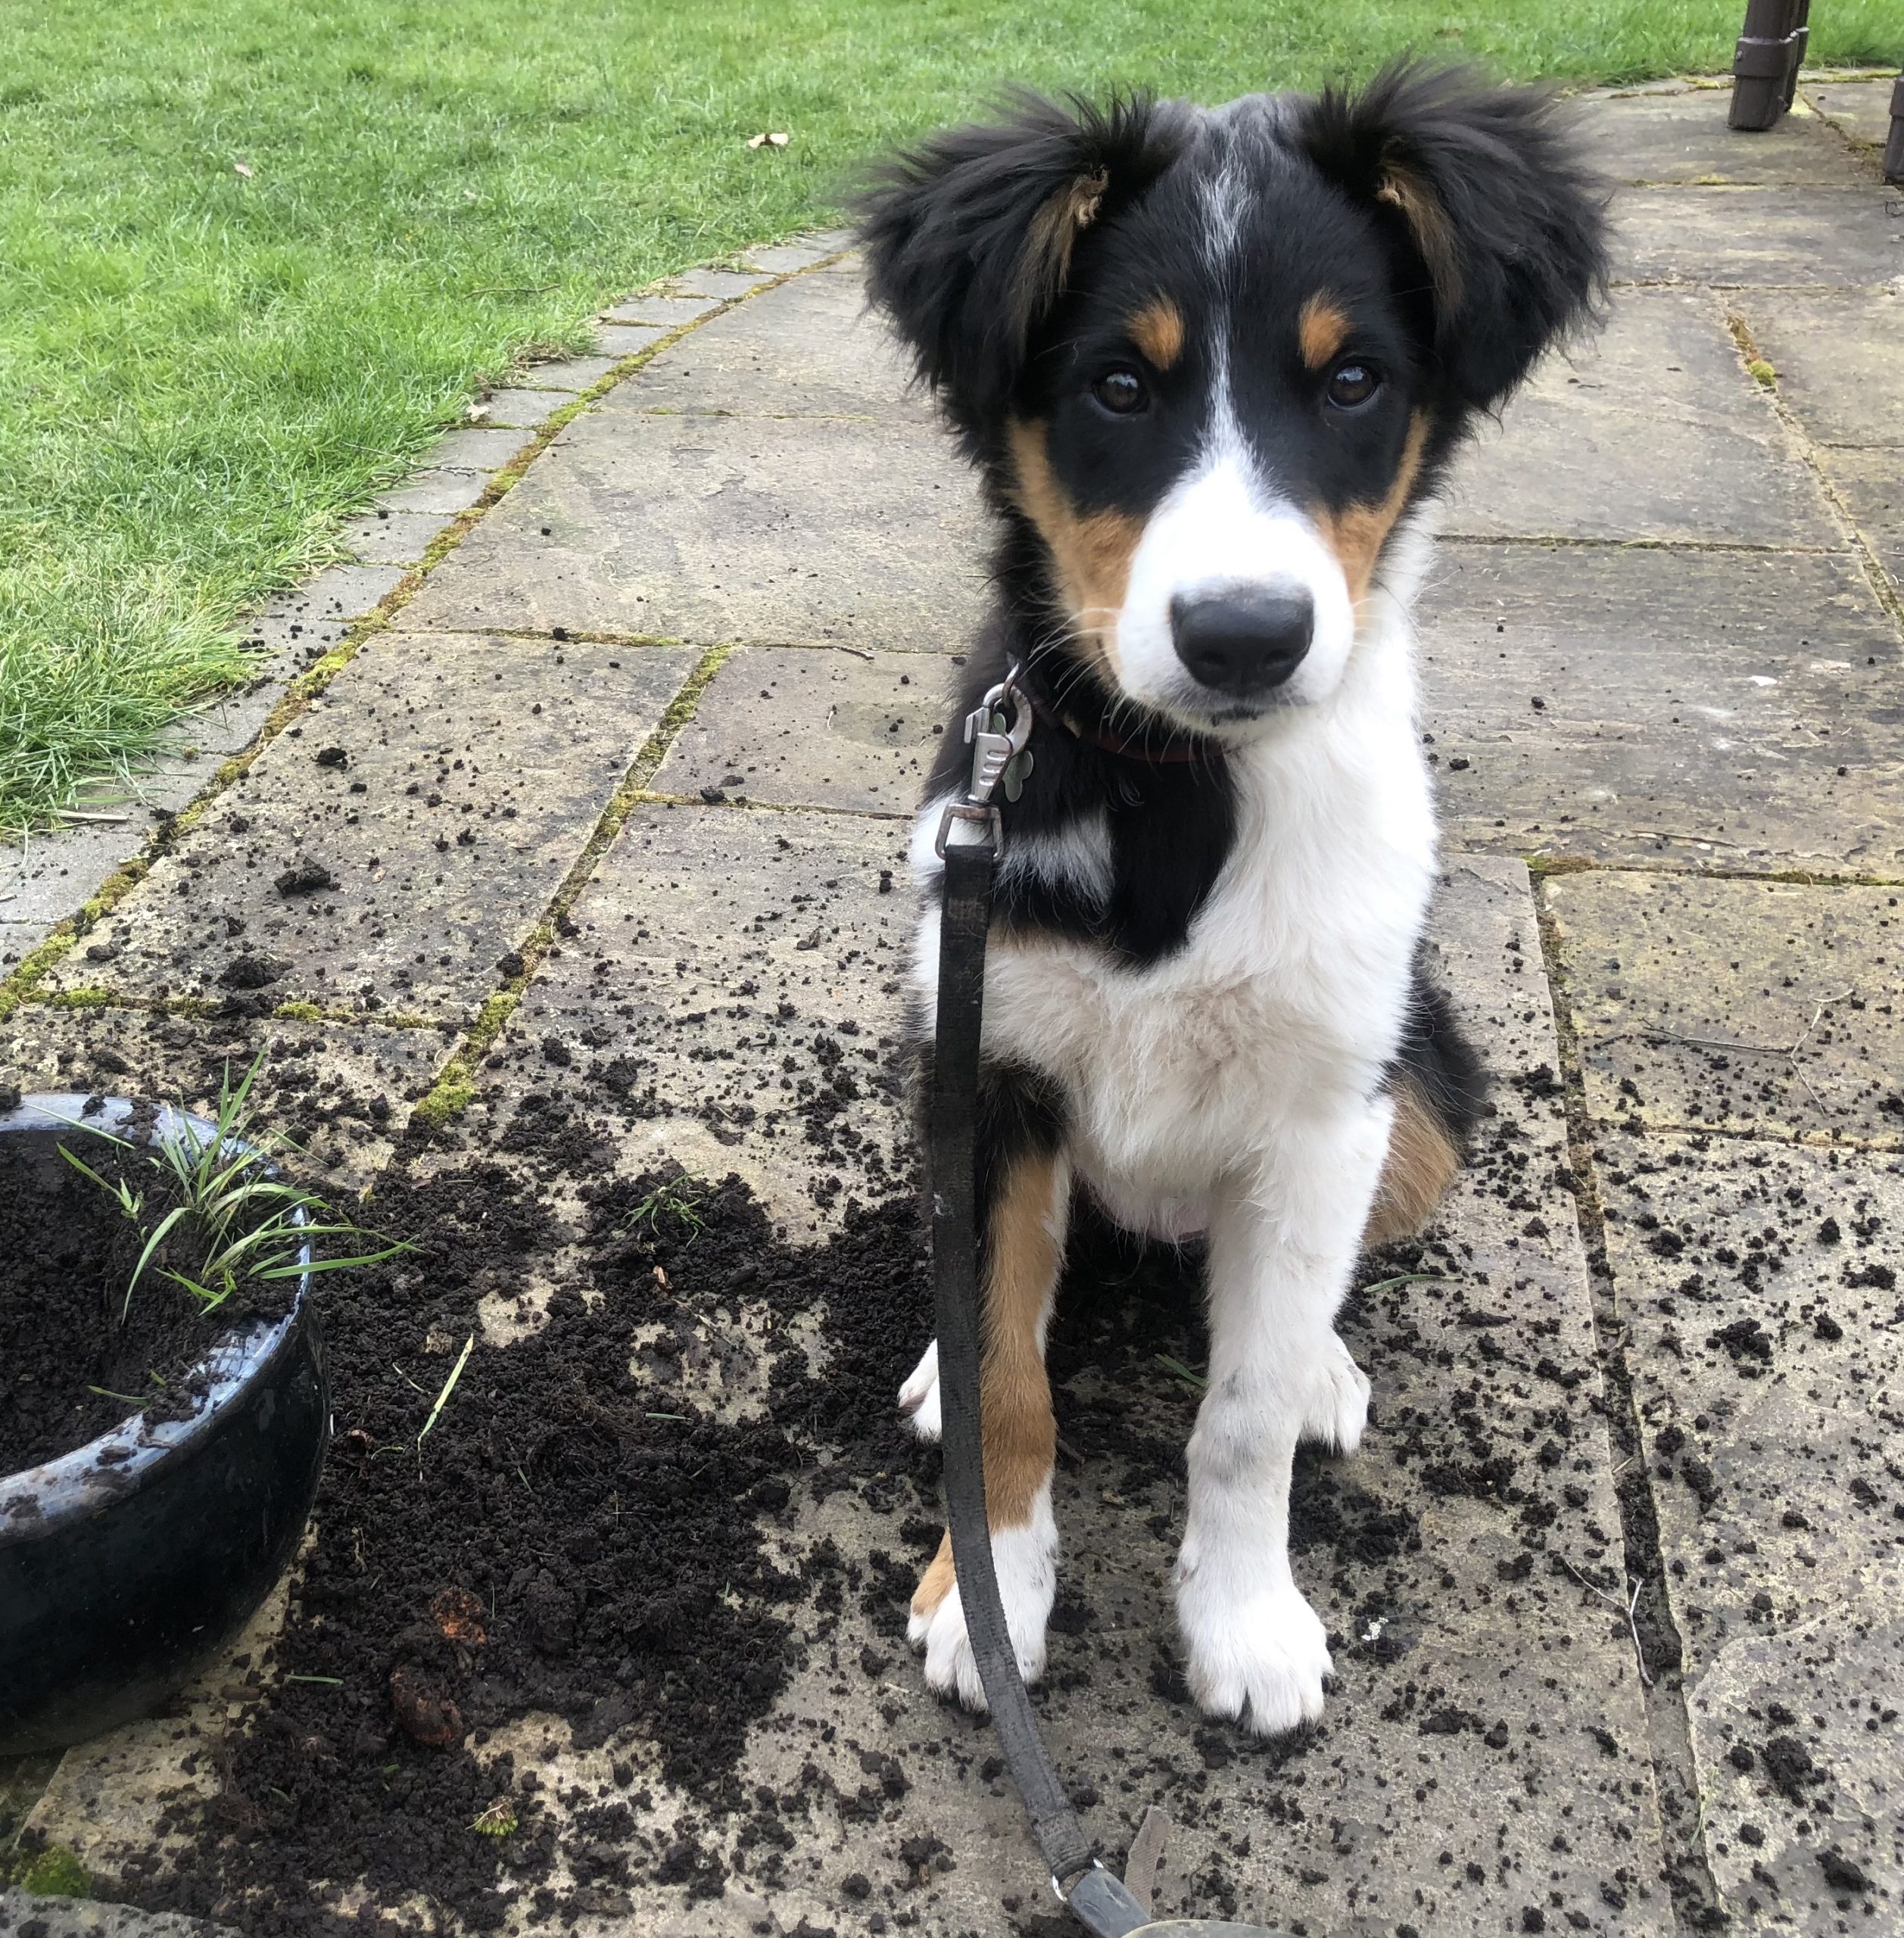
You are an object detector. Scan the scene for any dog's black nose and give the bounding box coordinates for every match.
[1170,589,1313,697]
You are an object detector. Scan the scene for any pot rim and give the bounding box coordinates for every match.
[0,1092,314,1541]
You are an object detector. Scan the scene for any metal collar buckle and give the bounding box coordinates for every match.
[934,668,1033,859]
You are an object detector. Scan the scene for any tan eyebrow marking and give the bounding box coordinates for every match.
[1128,298,1185,370]
[1298,291,1351,372]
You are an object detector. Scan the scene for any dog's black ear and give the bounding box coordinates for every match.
[1297,63,1609,410]
[855,91,1185,428]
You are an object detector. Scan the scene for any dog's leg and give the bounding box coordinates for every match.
[1176,1096,1393,1734]
[1294,1078,1464,1456]
[908,1144,1070,1709]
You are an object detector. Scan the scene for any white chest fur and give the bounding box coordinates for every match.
[911,609,1438,1235]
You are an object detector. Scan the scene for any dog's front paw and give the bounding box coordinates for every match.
[1178,1576,1332,1736]
[1298,1332,1370,1456]
[907,1522,1055,1711]
[897,1340,941,1442]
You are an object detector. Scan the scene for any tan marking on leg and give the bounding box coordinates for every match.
[912,1151,1068,1611]
[1365,1081,1461,1248]
[1313,410,1429,604]
[1006,418,1141,681]
[980,1149,1066,1524]
[911,1530,955,1622]
[1129,298,1185,370]
[1297,291,1349,372]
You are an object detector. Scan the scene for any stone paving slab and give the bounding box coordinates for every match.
[1612,187,1904,286]
[1801,76,1902,152]
[1,665,295,964]
[375,469,491,516]
[382,855,1673,1937]
[513,355,622,394]
[1443,288,1840,547]
[337,508,451,566]
[1573,88,1875,185]
[472,800,916,1232]
[43,635,696,1024]
[1418,543,1904,870]
[601,263,929,425]
[400,414,987,650]
[1597,1133,1904,1930]
[259,563,404,628]
[0,1889,238,1938]
[474,387,573,429]
[600,294,725,329]
[667,269,778,303]
[422,425,534,473]
[1547,872,1904,1148]
[652,647,943,813]
[0,1006,448,1187]
[5,818,185,971]
[1728,288,1904,447]
[734,238,844,276]
[595,322,684,360]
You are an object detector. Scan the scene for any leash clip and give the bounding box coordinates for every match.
[936,668,1033,858]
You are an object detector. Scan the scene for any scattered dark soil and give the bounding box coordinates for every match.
[126,1150,938,1936]
[103,1046,1677,1938]
[118,1072,1289,1938]
[0,1117,290,1475]
[119,1086,1475,1938]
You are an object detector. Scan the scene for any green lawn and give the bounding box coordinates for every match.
[2,1,1898,833]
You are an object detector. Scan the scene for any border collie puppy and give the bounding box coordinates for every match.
[857,66,1606,1734]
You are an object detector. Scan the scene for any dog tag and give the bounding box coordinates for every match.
[990,709,1034,802]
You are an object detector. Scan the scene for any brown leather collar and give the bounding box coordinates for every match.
[1021,687,1225,766]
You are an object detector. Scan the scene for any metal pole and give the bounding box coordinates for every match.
[1729,0,1800,132]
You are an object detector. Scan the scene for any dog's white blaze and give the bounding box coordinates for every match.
[1112,351,1359,732]
[1198,155,1250,276]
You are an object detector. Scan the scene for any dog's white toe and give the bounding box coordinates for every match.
[1299,1333,1371,1455]
[910,1516,1055,1711]
[897,1339,942,1442]
[1179,1579,1332,1737]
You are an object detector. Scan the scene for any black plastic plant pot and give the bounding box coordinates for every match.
[0,1095,329,1755]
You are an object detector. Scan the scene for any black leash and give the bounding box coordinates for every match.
[927,672,1291,1938]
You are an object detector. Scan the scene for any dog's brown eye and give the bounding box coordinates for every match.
[1091,367,1147,416]
[1326,361,1380,409]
